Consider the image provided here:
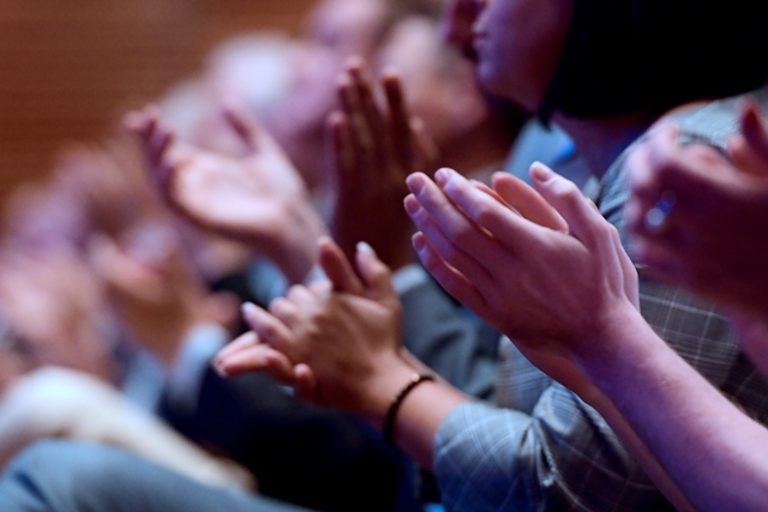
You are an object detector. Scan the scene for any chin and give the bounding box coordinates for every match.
[474,66,508,102]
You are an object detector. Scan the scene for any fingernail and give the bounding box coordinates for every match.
[403,195,420,215]
[406,174,424,194]
[529,161,554,182]
[241,302,258,319]
[435,167,456,187]
[411,233,425,252]
[213,360,229,378]
[356,241,375,256]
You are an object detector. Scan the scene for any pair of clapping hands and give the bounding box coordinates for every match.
[214,162,639,415]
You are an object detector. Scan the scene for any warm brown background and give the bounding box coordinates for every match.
[0,0,314,203]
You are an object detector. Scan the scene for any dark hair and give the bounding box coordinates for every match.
[539,0,768,121]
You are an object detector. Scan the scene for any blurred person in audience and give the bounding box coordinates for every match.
[0,328,253,490]
[0,235,253,489]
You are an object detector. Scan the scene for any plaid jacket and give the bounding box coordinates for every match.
[433,88,768,511]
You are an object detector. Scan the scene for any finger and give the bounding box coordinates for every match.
[381,71,414,168]
[736,99,768,170]
[727,102,768,177]
[433,168,540,252]
[215,331,260,362]
[148,120,174,168]
[727,135,768,177]
[529,162,611,252]
[491,171,568,232]
[268,297,301,330]
[283,285,318,315]
[354,242,396,302]
[131,109,176,196]
[404,193,495,292]
[405,171,502,258]
[338,72,374,168]
[328,111,357,194]
[470,180,524,219]
[630,236,688,287]
[412,232,489,314]
[626,130,676,205]
[347,58,388,159]
[293,363,317,402]
[317,237,365,295]
[308,279,332,297]
[642,126,725,204]
[241,302,294,354]
[471,180,515,208]
[222,107,258,154]
[216,344,295,382]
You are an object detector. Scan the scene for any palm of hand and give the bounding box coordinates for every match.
[169,143,307,245]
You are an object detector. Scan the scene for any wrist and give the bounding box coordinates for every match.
[575,304,663,393]
[357,353,424,429]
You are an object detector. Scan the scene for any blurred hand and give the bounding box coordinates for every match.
[127,106,326,283]
[625,103,768,318]
[90,223,237,366]
[329,57,436,270]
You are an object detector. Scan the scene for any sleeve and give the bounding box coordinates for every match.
[163,324,230,416]
[433,393,663,512]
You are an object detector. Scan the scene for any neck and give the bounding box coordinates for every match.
[553,112,657,179]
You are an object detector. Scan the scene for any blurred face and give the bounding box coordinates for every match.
[308,0,387,59]
[443,0,573,112]
[378,16,486,145]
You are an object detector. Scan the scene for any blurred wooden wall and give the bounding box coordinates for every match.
[0,0,314,203]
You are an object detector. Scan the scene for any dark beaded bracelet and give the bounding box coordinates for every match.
[383,373,436,443]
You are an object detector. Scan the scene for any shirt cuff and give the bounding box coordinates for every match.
[165,324,230,415]
[391,263,429,296]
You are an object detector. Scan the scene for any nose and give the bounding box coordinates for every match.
[439,0,485,57]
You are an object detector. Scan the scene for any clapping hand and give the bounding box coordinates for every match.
[127,106,326,283]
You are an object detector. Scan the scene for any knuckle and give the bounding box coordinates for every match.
[471,203,496,227]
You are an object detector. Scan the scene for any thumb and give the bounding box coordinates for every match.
[222,106,259,154]
[355,242,396,303]
[727,100,768,178]
[529,162,605,246]
[737,100,768,171]
[293,363,317,402]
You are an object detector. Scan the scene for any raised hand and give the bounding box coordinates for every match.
[329,57,436,270]
[404,164,639,365]
[625,105,768,318]
[126,106,326,283]
[89,222,237,366]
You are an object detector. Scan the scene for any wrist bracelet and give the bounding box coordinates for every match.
[383,372,435,443]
